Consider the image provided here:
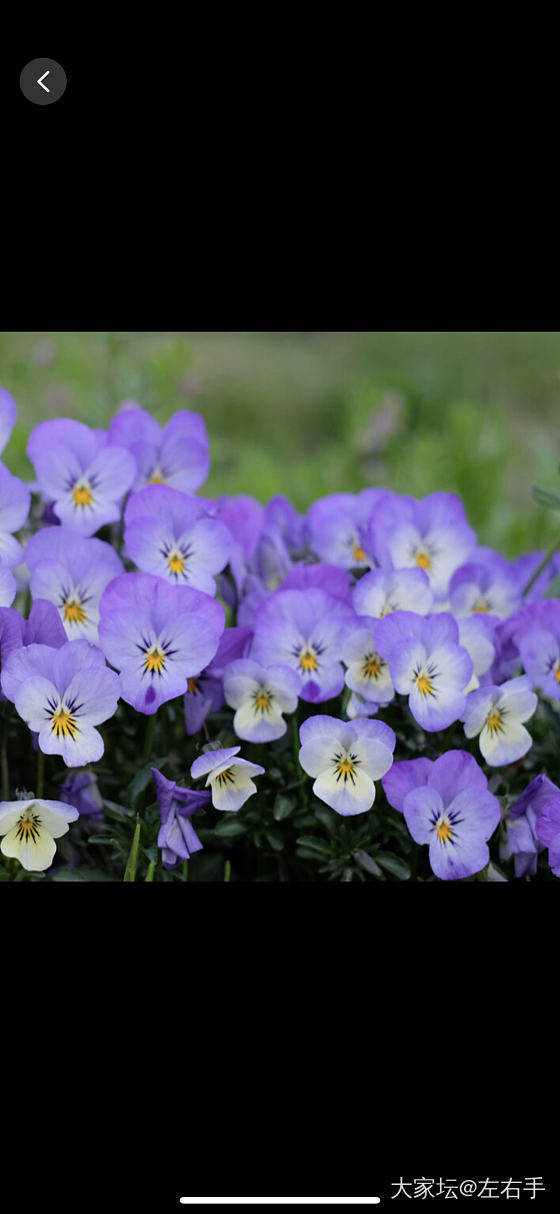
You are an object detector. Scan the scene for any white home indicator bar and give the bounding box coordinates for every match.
[179,1201,381,1206]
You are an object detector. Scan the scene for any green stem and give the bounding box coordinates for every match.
[182,860,189,882]
[522,535,560,597]
[224,859,231,883]
[145,861,156,882]
[142,712,157,767]
[36,749,45,799]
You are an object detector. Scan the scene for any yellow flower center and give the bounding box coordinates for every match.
[64,598,86,624]
[15,809,42,843]
[187,677,200,694]
[416,674,434,696]
[255,690,272,712]
[145,647,166,673]
[415,549,432,570]
[149,468,165,484]
[486,710,504,735]
[473,599,490,613]
[299,648,319,672]
[436,820,453,842]
[51,708,78,739]
[555,666,560,684]
[72,483,93,507]
[333,752,360,785]
[362,653,384,680]
[168,552,185,574]
[352,543,367,563]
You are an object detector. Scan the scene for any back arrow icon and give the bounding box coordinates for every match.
[37,70,50,93]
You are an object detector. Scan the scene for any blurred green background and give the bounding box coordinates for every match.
[1,331,559,558]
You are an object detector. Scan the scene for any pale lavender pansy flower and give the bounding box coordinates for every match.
[374,611,473,731]
[369,492,477,600]
[306,489,387,569]
[352,566,433,620]
[279,562,353,603]
[250,587,357,703]
[184,626,252,736]
[298,715,395,816]
[0,797,79,872]
[383,750,501,880]
[0,600,67,702]
[345,691,380,719]
[124,485,231,596]
[448,555,521,619]
[25,526,124,642]
[223,658,300,742]
[1,639,120,766]
[152,768,209,868]
[0,566,16,607]
[108,406,210,493]
[191,746,264,812]
[341,617,394,706]
[213,495,265,597]
[27,418,136,537]
[461,675,537,765]
[0,387,17,457]
[503,774,559,877]
[535,797,560,878]
[98,572,225,714]
[0,463,31,566]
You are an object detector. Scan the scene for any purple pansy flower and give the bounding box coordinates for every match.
[306,489,387,569]
[374,611,473,731]
[124,485,231,596]
[98,572,225,714]
[27,418,136,537]
[461,675,537,766]
[0,387,17,457]
[250,587,357,703]
[60,770,104,818]
[504,774,559,877]
[382,750,501,880]
[0,600,67,703]
[279,562,353,602]
[184,625,253,735]
[352,567,433,620]
[108,406,210,493]
[214,495,265,597]
[1,639,120,766]
[369,491,477,600]
[0,463,31,566]
[191,746,264,812]
[25,526,124,642]
[152,768,210,868]
[514,599,560,699]
[535,797,560,877]
[223,658,300,742]
[341,617,394,706]
[457,615,497,692]
[298,715,395,816]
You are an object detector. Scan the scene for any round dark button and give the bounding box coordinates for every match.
[20,58,67,106]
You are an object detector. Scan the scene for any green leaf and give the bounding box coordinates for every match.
[123,817,141,882]
[354,849,383,877]
[544,573,560,599]
[87,835,117,845]
[273,793,295,821]
[265,828,285,851]
[213,816,247,838]
[295,835,332,856]
[532,486,560,511]
[375,851,411,880]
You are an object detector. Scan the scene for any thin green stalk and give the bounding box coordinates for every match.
[522,535,560,597]
[182,860,189,881]
[224,859,231,882]
[36,749,45,799]
[145,861,156,882]
[123,814,141,882]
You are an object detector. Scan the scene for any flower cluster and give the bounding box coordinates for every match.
[1,385,559,881]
